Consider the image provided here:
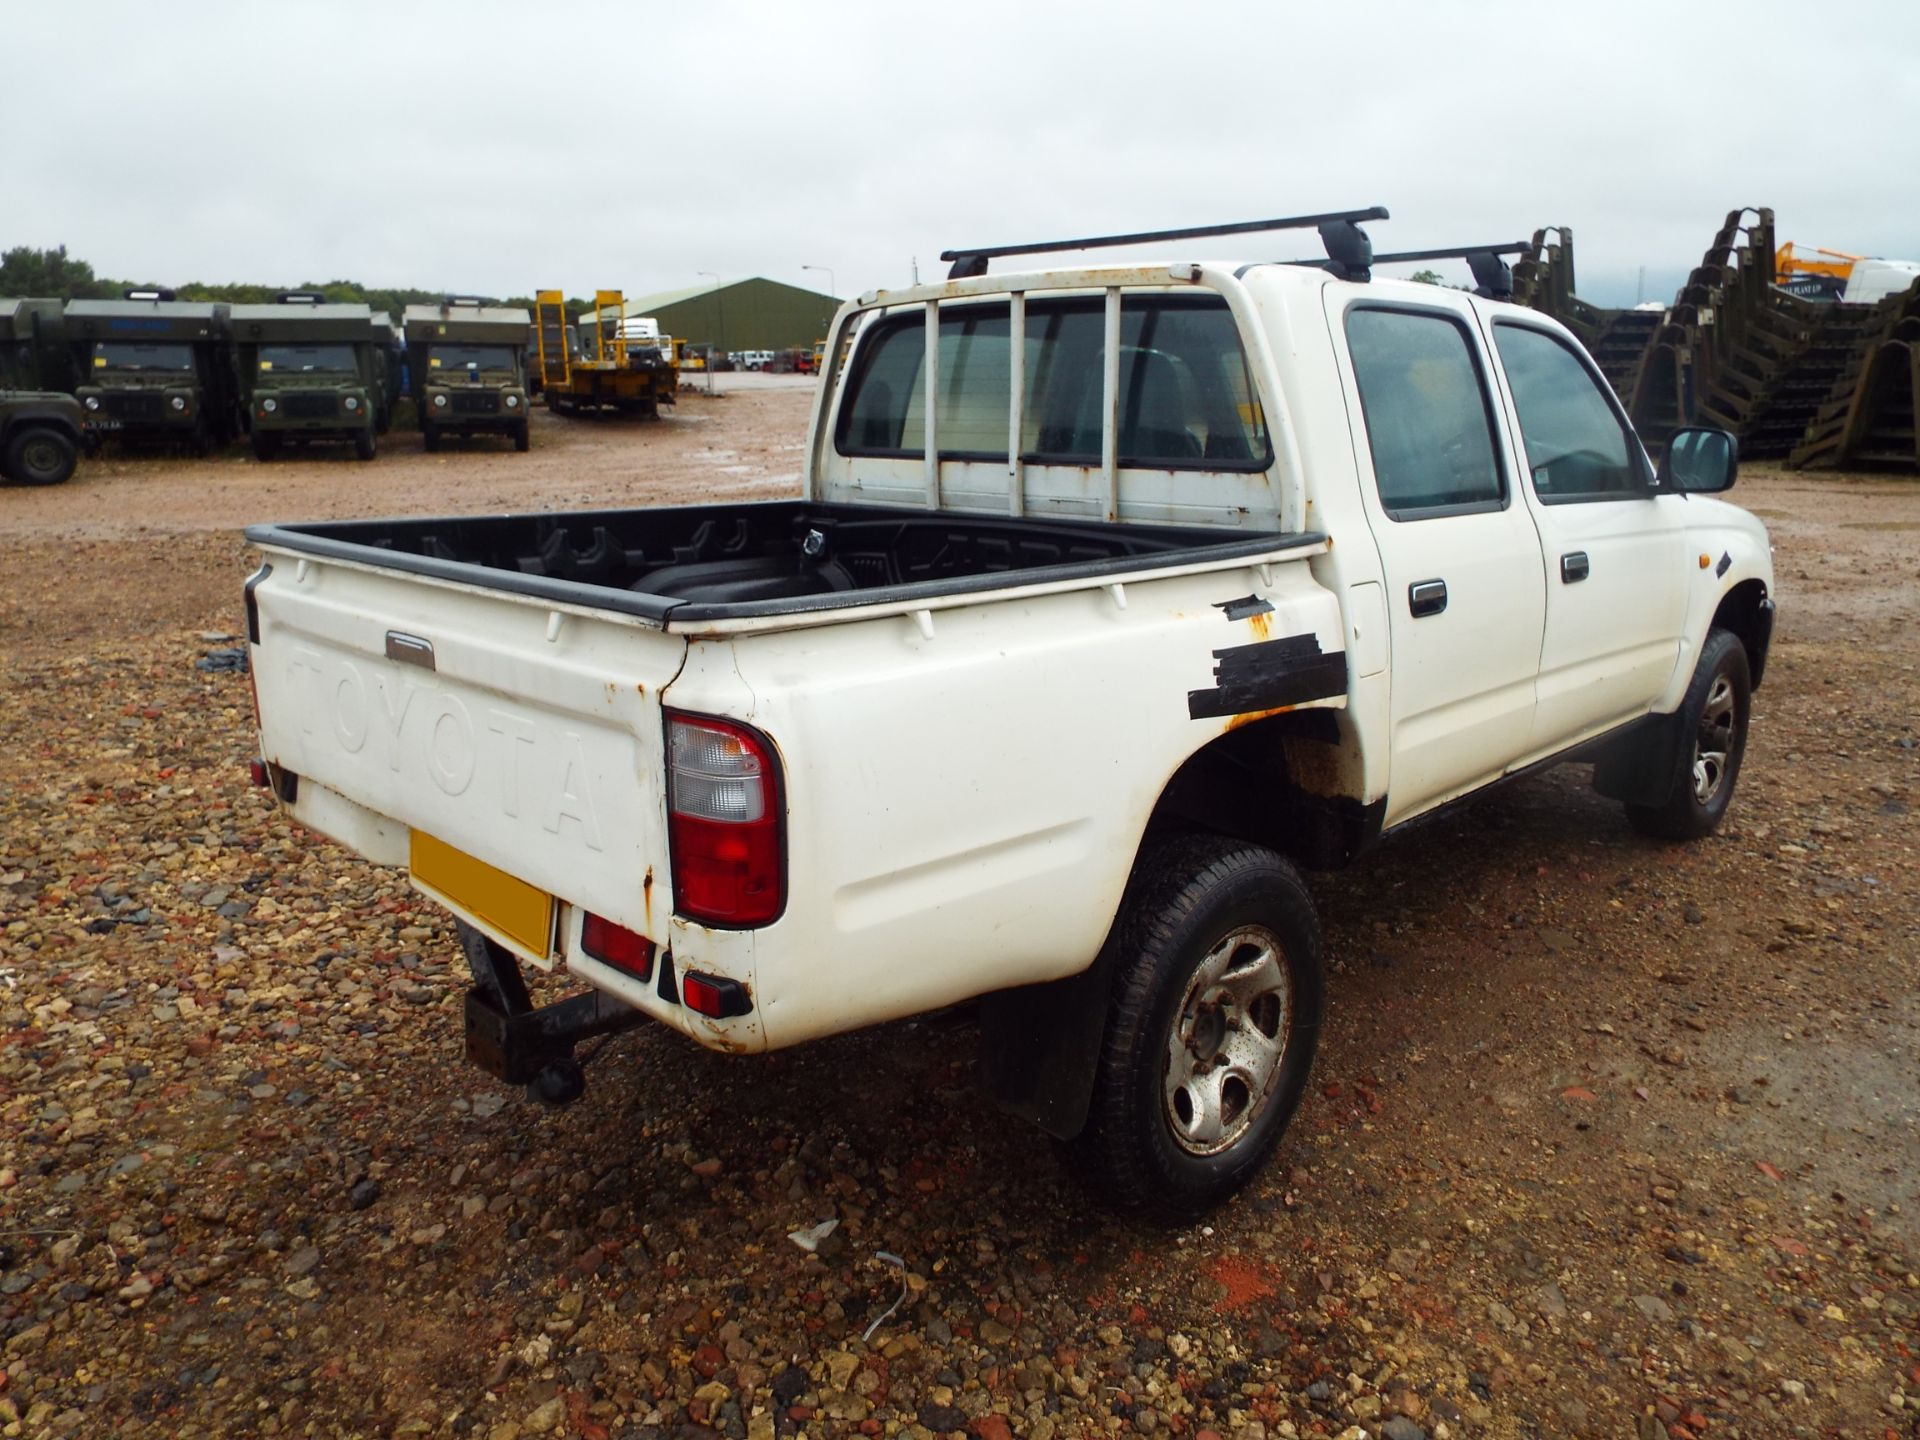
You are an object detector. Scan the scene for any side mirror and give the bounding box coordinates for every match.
[1659,427,1738,494]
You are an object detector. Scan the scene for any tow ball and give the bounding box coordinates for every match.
[457,923,641,1107]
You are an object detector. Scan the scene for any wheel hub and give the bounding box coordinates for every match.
[1691,674,1736,805]
[1162,926,1292,1157]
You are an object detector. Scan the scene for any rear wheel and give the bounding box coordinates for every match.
[1626,627,1751,840]
[1070,834,1324,1223]
[4,426,79,486]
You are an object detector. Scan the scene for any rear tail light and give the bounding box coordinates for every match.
[581,912,655,981]
[666,712,784,927]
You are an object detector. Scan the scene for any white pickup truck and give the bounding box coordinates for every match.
[243,210,1774,1220]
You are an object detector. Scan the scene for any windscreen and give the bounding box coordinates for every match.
[430,344,518,372]
[259,344,358,373]
[835,295,1271,470]
[93,342,194,373]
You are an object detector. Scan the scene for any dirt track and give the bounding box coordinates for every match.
[1,389,1917,1440]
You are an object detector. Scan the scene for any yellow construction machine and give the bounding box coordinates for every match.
[533,290,678,417]
[1775,243,1862,301]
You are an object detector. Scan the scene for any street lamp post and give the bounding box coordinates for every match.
[697,271,723,396]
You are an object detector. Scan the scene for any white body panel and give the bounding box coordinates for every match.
[248,257,1774,1057]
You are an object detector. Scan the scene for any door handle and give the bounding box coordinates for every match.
[1408,579,1448,618]
[1560,551,1590,583]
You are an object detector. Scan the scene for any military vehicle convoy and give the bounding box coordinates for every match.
[402,299,531,451]
[64,290,240,452]
[0,298,86,485]
[230,296,385,461]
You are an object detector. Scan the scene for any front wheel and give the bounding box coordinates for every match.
[4,426,79,485]
[1626,627,1751,841]
[513,420,530,452]
[353,428,377,462]
[1070,835,1324,1223]
[251,431,280,462]
[421,423,440,453]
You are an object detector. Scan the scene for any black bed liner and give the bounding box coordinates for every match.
[245,500,1324,625]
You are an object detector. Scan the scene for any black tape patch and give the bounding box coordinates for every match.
[1188,633,1347,720]
[1715,551,1732,578]
[1214,594,1275,622]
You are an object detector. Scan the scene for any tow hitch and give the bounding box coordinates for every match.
[457,923,643,1105]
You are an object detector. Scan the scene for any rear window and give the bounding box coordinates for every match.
[834,295,1271,471]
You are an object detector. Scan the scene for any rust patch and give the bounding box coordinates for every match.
[642,867,654,930]
[1222,704,1297,731]
[1247,611,1271,641]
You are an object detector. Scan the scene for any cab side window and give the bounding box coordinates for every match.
[1344,307,1506,520]
[1493,324,1646,501]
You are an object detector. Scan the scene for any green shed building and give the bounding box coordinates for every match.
[616,277,840,354]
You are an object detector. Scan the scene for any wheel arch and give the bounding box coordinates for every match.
[979,705,1374,1142]
[1711,578,1773,689]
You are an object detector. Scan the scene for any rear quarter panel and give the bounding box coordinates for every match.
[674,558,1345,1049]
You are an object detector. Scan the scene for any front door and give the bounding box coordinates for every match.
[1484,318,1688,751]
[1328,295,1547,824]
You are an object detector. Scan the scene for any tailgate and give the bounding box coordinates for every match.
[249,553,685,950]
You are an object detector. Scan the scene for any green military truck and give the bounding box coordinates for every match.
[230,297,384,462]
[65,290,240,452]
[403,299,532,452]
[0,298,86,485]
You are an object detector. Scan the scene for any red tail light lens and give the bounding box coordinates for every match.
[581,912,655,980]
[666,713,784,927]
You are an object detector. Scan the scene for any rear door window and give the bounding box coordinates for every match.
[1344,307,1507,519]
[834,295,1271,471]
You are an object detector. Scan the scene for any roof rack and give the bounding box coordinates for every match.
[940,206,1390,279]
[1278,242,1530,299]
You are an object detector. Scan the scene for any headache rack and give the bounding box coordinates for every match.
[942,206,1390,281]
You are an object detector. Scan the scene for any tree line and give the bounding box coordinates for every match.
[0,245,593,319]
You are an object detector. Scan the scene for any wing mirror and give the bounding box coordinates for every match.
[1658,427,1739,494]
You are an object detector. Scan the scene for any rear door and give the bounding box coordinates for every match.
[1482,316,1687,750]
[250,557,686,961]
[1325,292,1547,823]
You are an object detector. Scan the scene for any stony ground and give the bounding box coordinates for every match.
[1,391,1916,1440]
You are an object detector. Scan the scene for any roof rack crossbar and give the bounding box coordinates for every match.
[941,206,1390,278]
[1275,241,1528,299]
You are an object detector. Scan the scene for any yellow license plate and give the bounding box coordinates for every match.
[410,830,555,959]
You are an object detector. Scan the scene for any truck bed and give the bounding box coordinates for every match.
[246,500,1323,625]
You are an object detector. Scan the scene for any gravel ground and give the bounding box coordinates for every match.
[2,394,1917,1440]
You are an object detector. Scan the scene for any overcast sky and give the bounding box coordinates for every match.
[7,0,1917,308]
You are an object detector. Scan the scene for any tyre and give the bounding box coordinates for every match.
[3,426,79,486]
[513,420,530,452]
[1626,627,1752,841]
[422,423,440,453]
[353,428,376,462]
[250,431,280,462]
[1070,834,1325,1223]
